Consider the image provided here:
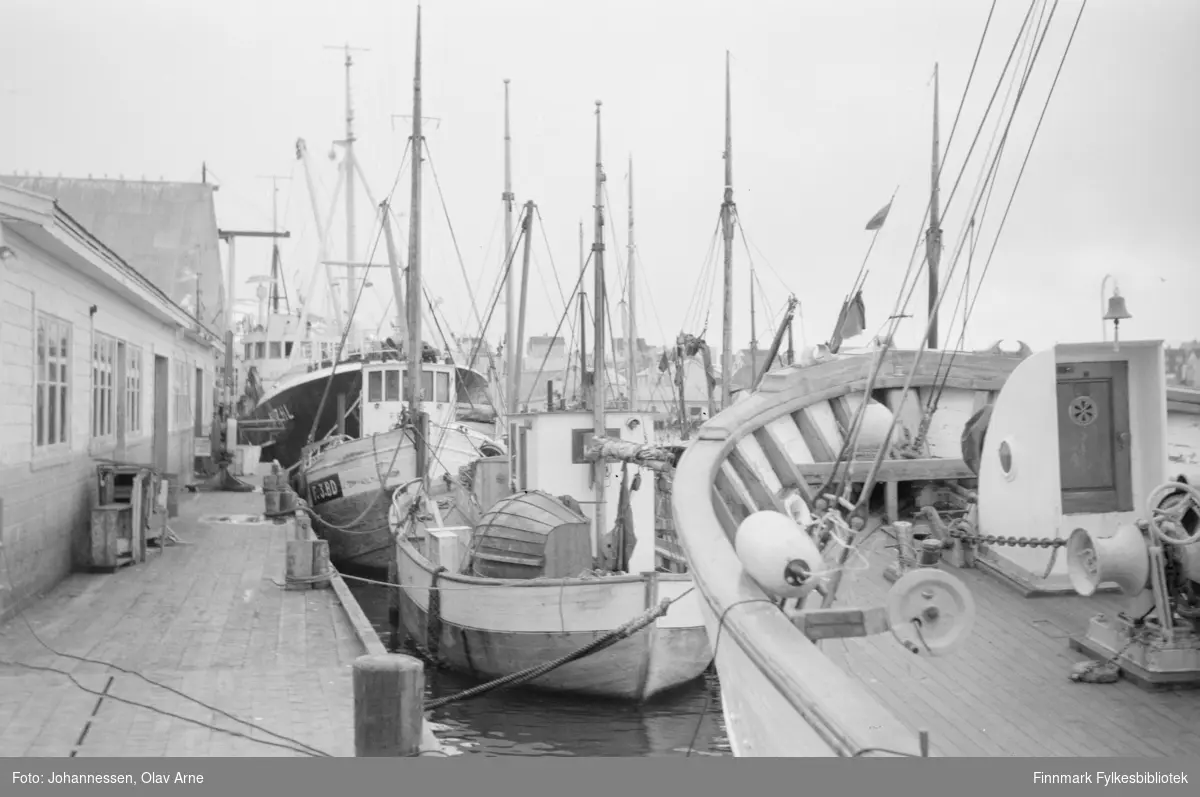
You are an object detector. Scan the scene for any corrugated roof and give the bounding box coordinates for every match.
[0,175,226,332]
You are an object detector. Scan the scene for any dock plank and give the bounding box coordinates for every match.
[0,489,372,758]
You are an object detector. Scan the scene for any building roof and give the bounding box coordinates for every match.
[0,175,226,333]
[0,183,222,350]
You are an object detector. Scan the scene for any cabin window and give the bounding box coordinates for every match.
[35,312,71,449]
[255,341,266,359]
[436,371,451,403]
[385,369,401,401]
[300,341,313,359]
[244,343,252,360]
[690,406,702,416]
[269,341,282,359]
[91,332,117,439]
[285,341,294,357]
[367,371,383,403]
[126,344,143,434]
[421,370,433,402]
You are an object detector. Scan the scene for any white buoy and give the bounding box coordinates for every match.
[735,510,825,599]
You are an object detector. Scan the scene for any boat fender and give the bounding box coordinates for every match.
[734,511,825,599]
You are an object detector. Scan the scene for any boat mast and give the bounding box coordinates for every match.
[406,8,427,484]
[578,220,587,408]
[342,45,359,341]
[720,51,735,409]
[503,79,517,417]
[591,100,608,556]
[626,156,636,410]
[926,62,943,350]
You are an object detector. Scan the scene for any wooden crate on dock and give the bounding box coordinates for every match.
[95,464,161,560]
[87,504,135,572]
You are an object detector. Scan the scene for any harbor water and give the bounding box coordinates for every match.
[347,579,730,757]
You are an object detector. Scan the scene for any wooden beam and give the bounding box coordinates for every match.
[795,457,975,482]
[791,606,890,641]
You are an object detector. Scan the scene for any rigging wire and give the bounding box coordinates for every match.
[305,139,412,444]
[869,0,1028,345]
[954,0,1089,369]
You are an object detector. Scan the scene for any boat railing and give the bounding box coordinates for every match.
[671,348,1017,756]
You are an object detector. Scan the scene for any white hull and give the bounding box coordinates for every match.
[395,537,713,701]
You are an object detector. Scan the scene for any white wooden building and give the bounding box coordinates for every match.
[0,183,222,621]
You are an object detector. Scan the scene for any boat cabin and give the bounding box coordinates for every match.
[506,409,660,575]
[359,358,460,436]
[976,340,1170,593]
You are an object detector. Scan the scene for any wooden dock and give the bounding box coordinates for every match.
[0,485,429,757]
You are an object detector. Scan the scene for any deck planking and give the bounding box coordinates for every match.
[825,529,1200,756]
[0,489,367,757]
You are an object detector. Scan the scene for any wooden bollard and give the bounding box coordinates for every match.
[312,539,331,589]
[353,653,424,757]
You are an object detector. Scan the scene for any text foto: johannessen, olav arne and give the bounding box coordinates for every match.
[14,771,204,785]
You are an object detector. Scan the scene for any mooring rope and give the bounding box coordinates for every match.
[423,587,694,709]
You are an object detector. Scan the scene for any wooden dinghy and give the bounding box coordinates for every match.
[671,340,1200,756]
[392,409,712,703]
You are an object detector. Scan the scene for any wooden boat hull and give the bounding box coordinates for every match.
[674,347,1200,756]
[300,426,484,571]
[394,537,712,701]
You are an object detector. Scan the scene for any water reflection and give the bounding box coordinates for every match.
[347,579,730,757]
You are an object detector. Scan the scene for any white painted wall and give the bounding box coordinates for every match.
[0,223,216,620]
[978,341,1167,591]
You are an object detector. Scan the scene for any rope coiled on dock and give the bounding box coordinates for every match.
[422,588,694,710]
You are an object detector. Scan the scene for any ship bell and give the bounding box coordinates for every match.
[1104,291,1132,322]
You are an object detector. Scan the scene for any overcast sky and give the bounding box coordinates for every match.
[2,0,1197,354]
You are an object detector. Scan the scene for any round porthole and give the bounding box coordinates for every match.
[998,439,1015,480]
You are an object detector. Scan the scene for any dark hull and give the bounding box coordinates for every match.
[239,360,495,469]
[242,368,364,468]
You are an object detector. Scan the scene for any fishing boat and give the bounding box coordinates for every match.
[285,27,505,572]
[389,48,711,701]
[670,3,1200,755]
[238,55,499,472]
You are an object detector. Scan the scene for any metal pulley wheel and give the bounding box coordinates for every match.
[886,569,976,657]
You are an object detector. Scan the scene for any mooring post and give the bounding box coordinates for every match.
[353,653,425,757]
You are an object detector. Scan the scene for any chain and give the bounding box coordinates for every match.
[945,525,1067,549]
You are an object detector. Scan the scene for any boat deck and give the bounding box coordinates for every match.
[0,489,373,757]
[826,531,1200,756]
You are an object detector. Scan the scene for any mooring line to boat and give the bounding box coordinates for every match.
[421,587,697,711]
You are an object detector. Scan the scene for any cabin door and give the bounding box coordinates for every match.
[1055,360,1133,514]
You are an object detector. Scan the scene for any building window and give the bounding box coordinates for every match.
[254,341,266,359]
[127,345,143,434]
[244,343,252,360]
[300,341,313,360]
[35,313,71,449]
[385,369,401,401]
[367,370,383,402]
[284,341,294,357]
[174,358,192,428]
[269,341,282,359]
[91,333,117,439]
